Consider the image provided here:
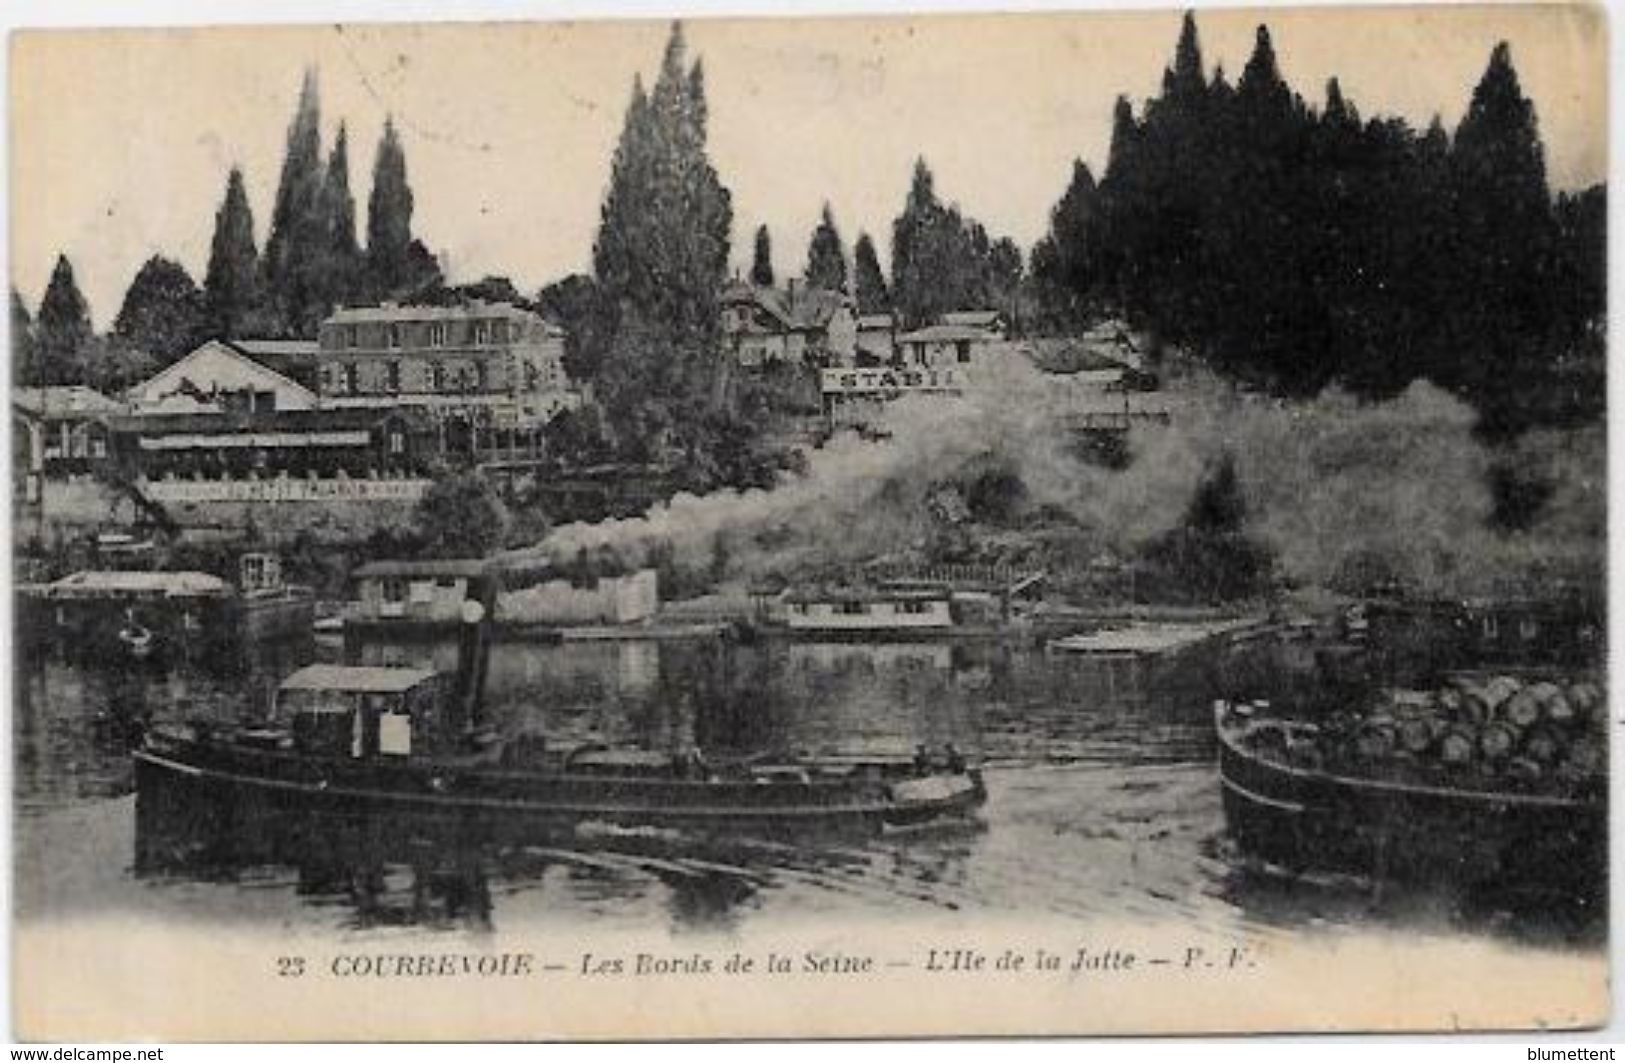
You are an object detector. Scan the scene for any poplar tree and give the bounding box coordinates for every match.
[321,122,361,308]
[750,225,775,287]
[804,203,848,292]
[36,255,92,385]
[263,69,330,336]
[852,232,889,312]
[590,21,734,432]
[366,116,421,298]
[202,166,263,339]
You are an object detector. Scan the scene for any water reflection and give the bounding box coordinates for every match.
[14,630,1607,947]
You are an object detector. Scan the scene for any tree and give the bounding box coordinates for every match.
[852,232,889,312]
[319,122,362,309]
[262,69,331,337]
[1030,159,1099,328]
[413,471,511,558]
[536,273,610,384]
[35,255,93,385]
[1442,41,1558,437]
[202,166,264,339]
[366,116,424,299]
[890,158,1014,326]
[804,203,847,291]
[589,21,734,437]
[750,224,775,287]
[113,256,206,364]
[11,289,37,386]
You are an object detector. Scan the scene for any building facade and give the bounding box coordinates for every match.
[317,301,577,428]
[720,279,857,367]
[129,340,320,415]
[13,386,122,501]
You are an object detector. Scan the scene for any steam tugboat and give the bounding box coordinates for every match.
[1214,671,1606,895]
[134,577,985,832]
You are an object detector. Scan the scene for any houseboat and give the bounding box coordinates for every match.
[20,568,235,660]
[136,577,985,833]
[778,585,957,639]
[343,557,665,653]
[19,553,313,660]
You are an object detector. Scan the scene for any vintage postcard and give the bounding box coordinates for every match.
[7,3,1609,1041]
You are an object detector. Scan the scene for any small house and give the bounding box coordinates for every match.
[349,559,491,625]
[779,586,954,633]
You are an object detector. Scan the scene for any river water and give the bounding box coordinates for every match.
[12,631,1604,948]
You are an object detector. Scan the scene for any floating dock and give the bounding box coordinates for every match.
[1046,617,1269,660]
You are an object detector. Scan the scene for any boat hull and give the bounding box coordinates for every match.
[134,739,985,836]
[1215,707,1605,894]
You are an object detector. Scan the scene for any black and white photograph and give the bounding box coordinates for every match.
[6,2,1610,1040]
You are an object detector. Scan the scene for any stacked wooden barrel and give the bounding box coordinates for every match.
[1247,673,1606,794]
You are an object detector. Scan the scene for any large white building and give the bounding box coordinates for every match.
[317,301,578,427]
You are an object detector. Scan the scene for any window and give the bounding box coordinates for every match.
[898,600,933,615]
[388,324,403,348]
[382,578,407,602]
[956,341,971,364]
[427,323,445,346]
[387,361,402,393]
[388,430,405,456]
[836,601,867,616]
[430,363,446,392]
[344,364,359,395]
[475,362,489,392]
[471,320,490,345]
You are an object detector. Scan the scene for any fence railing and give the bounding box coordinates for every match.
[140,475,431,504]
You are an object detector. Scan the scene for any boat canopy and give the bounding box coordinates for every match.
[278,664,439,695]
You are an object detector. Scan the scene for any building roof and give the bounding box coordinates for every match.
[13,386,124,420]
[352,558,494,580]
[133,339,319,408]
[1022,338,1132,375]
[783,585,951,605]
[45,569,230,597]
[723,281,851,333]
[230,339,320,381]
[324,300,557,330]
[897,323,998,344]
[232,339,319,358]
[278,663,439,695]
[941,310,1004,328]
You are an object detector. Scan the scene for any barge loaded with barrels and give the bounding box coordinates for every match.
[134,578,986,834]
[1216,670,1606,895]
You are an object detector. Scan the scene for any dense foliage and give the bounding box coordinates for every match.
[889,160,1023,329]
[750,225,775,287]
[852,232,889,313]
[804,204,848,292]
[113,256,207,366]
[1034,13,1604,438]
